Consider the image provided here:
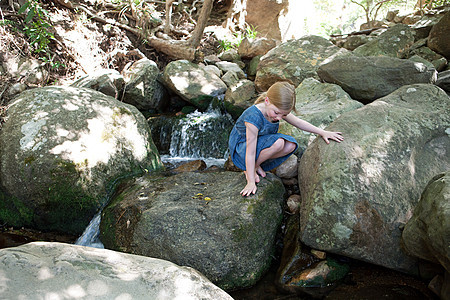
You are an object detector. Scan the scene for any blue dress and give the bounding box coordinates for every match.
[228,105,298,171]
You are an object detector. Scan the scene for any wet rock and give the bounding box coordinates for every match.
[173,159,207,172]
[276,216,349,298]
[286,194,301,214]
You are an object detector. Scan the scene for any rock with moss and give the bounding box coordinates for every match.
[121,58,169,112]
[100,171,285,291]
[317,55,437,103]
[0,242,233,299]
[278,78,363,154]
[162,60,227,111]
[402,172,450,272]
[353,24,415,58]
[0,86,164,234]
[298,84,450,274]
[254,35,350,92]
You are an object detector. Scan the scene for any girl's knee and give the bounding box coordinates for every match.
[272,138,285,151]
[284,141,296,154]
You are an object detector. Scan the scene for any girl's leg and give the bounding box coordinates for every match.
[255,138,296,177]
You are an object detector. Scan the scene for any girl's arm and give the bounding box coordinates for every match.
[283,113,344,144]
[241,122,258,196]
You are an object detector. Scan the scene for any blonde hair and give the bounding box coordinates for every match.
[255,81,297,112]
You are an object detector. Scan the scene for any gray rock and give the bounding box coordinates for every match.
[254,35,350,91]
[163,60,227,110]
[342,35,375,51]
[317,55,437,103]
[0,86,163,234]
[402,172,450,272]
[218,49,240,62]
[298,84,450,274]
[0,242,232,299]
[278,78,363,153]
[100,171,285,290]
[202,64,222,77]
[224,79,256,106]
[408,55,435,69]
[275,154,298,179]
[71,69,125,99]
[436,70,450,92]
[221,70,240,87]
[215,61,246,79]
[122,58,168,112]
[238,37,277,59]
[353,24,415,58]
[428,11,450,59]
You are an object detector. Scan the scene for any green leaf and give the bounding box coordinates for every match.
[24,9,36,23]
[17,1,30,14]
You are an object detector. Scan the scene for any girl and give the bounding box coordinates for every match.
[228,81,344,196]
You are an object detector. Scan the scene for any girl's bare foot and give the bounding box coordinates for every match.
[244,170,260,183]
[255,172,260,183]
[256,166,266,178]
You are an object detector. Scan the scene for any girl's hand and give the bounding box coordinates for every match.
[241,182,257,197]
[321,131,344,144]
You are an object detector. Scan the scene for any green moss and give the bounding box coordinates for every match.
[36,159,99,234]
[0,189,33,227]
[24,156,36,165]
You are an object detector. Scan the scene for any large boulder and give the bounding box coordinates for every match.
[317,55,437,103]
[245,0,288,41]
[0,242,233,299]
[254,35,350,91]
[122,58,169,112]
[100,171,285,291]
[402,172,450,271]
[353,24,415,58]
[428,11,450,59]
[0,86,164,234]
[278,78,363,154]
[238,37,278,59]
[162,60,227,110]
[298,84,450,274]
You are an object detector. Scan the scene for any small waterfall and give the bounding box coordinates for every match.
[75,212,104,248]
[157,108,234,167]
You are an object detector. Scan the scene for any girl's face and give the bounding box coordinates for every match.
[265,97,290,122]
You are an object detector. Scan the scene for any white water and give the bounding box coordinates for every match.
[75,108,233,248]
[75,213,104,248]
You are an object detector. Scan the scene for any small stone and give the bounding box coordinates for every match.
[311,249,327,260]
[174,160,207,173]
[287,194,301,214]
